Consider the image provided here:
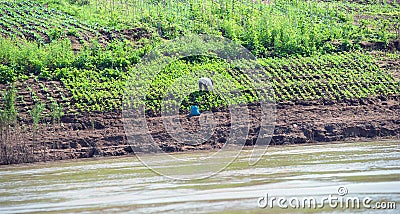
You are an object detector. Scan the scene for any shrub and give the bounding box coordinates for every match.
[0,65,16,83]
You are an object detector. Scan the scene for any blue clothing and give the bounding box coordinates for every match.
[190,105,200,116]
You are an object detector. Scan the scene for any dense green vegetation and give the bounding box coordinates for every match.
[0,37,150,82]
[0,1,101,44]
[2,0,400,56]
[0,0,399,116]
[260,52,399,101]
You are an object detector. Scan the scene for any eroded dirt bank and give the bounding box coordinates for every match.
[1,95,398,164]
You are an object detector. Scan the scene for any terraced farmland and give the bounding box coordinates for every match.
[0,1,100,44]
[261,52,400,101]
[0,0,399,114]
[55,51,400,113]
[0,0,399,164]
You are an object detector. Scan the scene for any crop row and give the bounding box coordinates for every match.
[1,36,398,113]
[0,1,100,43]
[42,0,400,57]
[54,51,399,113]
[255,52,399,101]
[2,0,398,56]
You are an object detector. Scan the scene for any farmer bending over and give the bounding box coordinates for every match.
[198,77,214,91]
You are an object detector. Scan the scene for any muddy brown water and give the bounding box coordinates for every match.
[0,141,399,213]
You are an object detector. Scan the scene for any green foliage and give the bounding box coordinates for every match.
[0,37,74,75]
[60,67,128,112]
[258,51,400,101]
[30,102,45,129]
[0,86,18,126]
[32,0,399,57]
[68,0,89,6]
[0,0,399,116]
[0,1,100,44]
[49,101,64,124]
[38,67,52,80]
[1,0,399,57]
[43,50,400,114]
[0,37,150,82]
[145,57,239,113]
[48,28,64,41]
[0,65,16,83]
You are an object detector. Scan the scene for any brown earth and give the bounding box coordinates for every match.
[359,40,400,52]
[73,28,152,51]
[1,47,400,164]
[98,28,152,44]
[1,94,399,164]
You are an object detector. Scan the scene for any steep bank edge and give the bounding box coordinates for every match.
[2,95,398,164]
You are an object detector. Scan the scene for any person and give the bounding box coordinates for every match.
[190,77,214,117]
[198,77,214,91]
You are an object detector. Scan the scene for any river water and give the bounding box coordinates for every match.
[0,141,399,213]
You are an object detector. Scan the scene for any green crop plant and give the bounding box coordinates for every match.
[1,0,399,58]
[0,64,16,83]
[8,0,392,57]
[30,102,45,130]
[0,1,101,44]
[0,86,18,126]
[0,0,399,118]
[50,101,64,124]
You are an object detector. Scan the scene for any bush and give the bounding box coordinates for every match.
[0,65,16,83]
[68,0,90,6]
[48,28,64,41]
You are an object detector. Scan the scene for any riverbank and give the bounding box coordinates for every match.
[1,141,399,213]
[1,95,398,164]
[1,0,400,165]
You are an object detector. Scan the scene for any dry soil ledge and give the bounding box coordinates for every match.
[16,95,400,162]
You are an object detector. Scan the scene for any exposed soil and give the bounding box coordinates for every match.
[66,28,152,51]
[1,47,400,164]
[98,28,152,44]
[1,94,399,164]
[359,40,400,52]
